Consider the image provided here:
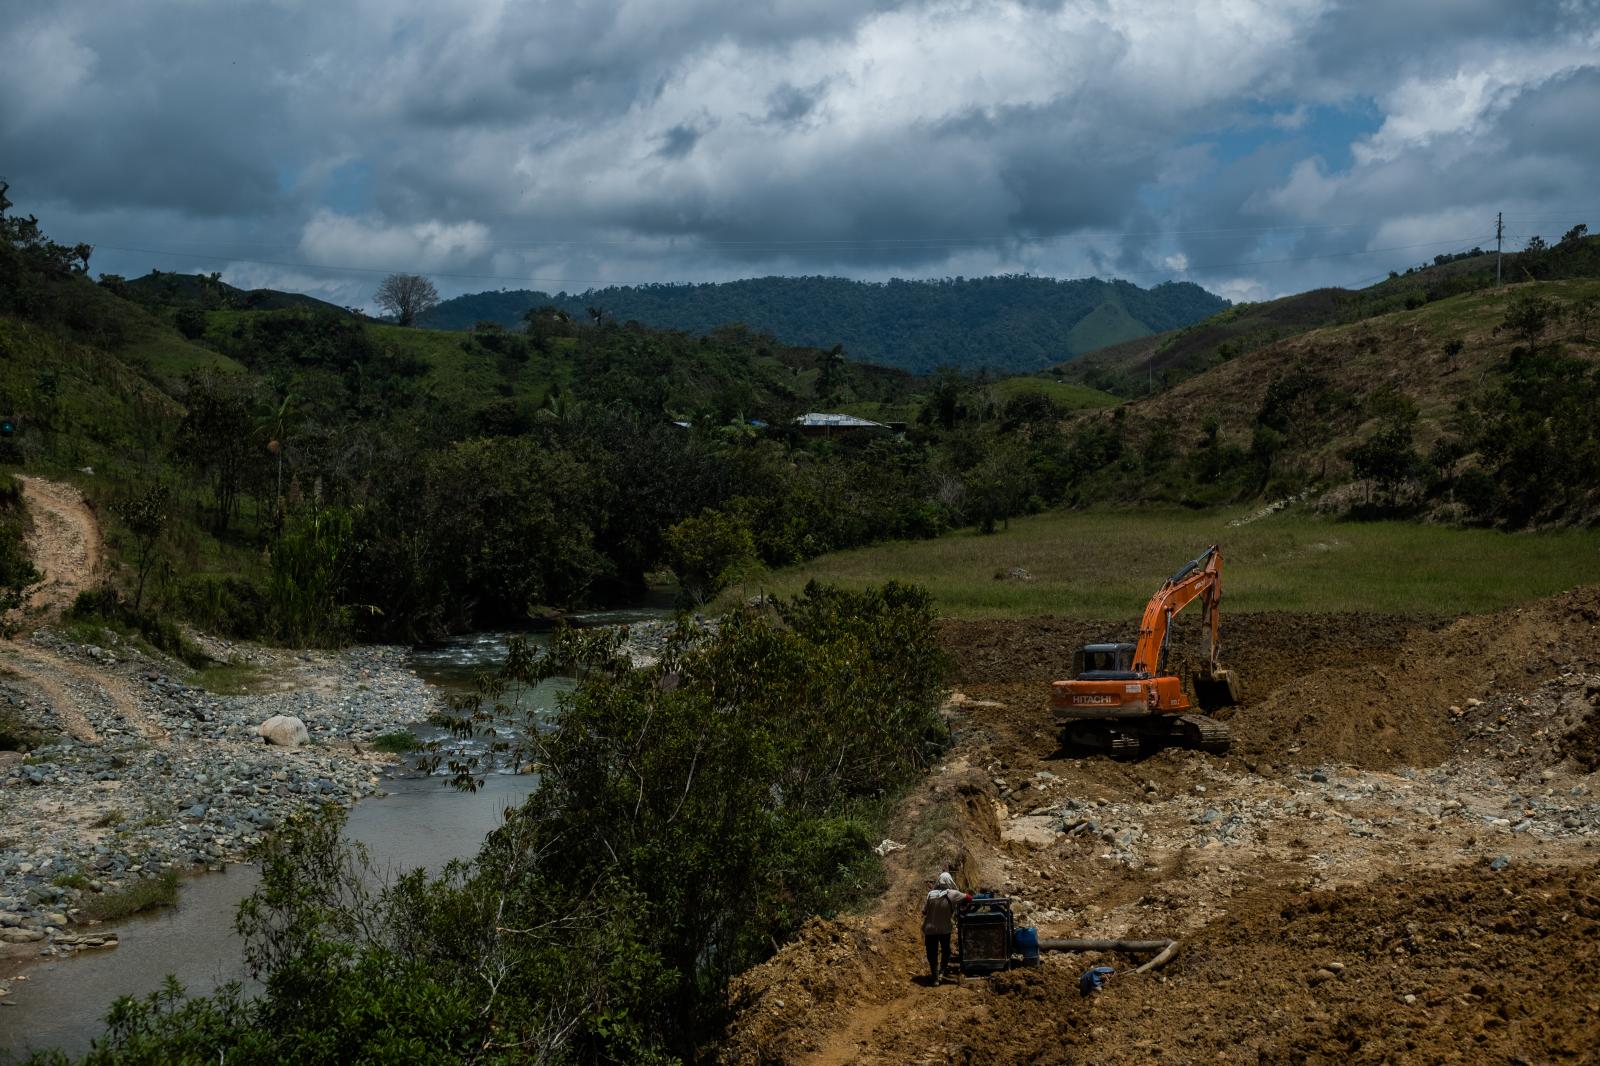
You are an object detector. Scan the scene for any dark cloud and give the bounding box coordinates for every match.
[764,83,824,126]
[656,124,703,159]
[1,0,1594,307]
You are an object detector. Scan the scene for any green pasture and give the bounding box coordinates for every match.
[732,508,1600,619]
[985,375,1120,410]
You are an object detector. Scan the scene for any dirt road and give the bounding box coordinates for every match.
[15,475,103,622]
[723,592,1600,1065]
[2,476,166,745]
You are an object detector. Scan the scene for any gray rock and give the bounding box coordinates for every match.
[256,715,310,748]
[1489,854,1511,871]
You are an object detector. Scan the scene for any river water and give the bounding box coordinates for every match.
[0,608,667,1059]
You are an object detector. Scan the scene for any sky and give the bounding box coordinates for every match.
[3,0,1598,310]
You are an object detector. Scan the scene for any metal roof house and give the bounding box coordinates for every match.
[793,412,892,437]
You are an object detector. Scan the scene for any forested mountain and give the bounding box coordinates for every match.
[418,274,1229,373]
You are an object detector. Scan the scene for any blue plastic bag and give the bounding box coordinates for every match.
[1078,965,1116,996]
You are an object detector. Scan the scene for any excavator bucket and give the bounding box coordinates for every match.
[1193,666,1240,712]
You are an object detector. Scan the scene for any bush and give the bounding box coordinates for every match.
[174,575,270,640]
[0,480,40,630]
[80,872,178,923]
[50,583,947,1064]
[63,586,210,668]
[369,731,416,754]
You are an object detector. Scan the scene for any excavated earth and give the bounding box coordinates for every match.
[721,589,1600,1065]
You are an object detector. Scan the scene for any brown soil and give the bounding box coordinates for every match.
[1,477,164,745]
[14,475,103,623]
[721,589,1600,1065]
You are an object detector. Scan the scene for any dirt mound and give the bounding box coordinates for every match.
[1146,862,1600,1064]
[940,612,1429,693]
[754,863,1600,1065]
[720,764,1004,1066]
[724,591,1600,1064]
[943,588,1600,771]
[1235,586,1600,769]
[721,917,895,1065]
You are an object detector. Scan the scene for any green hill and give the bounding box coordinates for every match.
[123,270,354,315]
[418,274,1229,375]
[1064,236,1600,396]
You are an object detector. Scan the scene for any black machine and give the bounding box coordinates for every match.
[956,894,1014,976]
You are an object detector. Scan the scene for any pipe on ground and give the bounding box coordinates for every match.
[1036,938,1180,973]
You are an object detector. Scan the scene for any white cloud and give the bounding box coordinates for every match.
[297,211,492,272]
[1354,35,1600,164]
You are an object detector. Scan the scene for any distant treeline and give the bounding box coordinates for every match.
[419,274,1229,374]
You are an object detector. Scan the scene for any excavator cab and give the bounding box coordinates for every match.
[1072,643,1138,680]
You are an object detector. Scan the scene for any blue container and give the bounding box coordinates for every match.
[1013,926,1040,966]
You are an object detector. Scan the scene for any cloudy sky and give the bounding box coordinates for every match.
[3,0,1597,309]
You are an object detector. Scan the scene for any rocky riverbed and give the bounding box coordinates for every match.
[0,629,445,1004]
[0,617,698,1010]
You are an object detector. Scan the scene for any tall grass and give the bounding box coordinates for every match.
[731,508,1600,619]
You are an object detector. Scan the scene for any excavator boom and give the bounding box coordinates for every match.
[1132,545,1223,677]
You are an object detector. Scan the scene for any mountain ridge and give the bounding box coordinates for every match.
[417,274,1229,375]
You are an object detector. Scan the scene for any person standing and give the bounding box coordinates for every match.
[922,871,968,984]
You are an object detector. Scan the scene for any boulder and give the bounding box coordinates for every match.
[256,715,309,748]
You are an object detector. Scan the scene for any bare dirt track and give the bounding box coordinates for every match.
[14,475,103,622]
[1,475,165,745]
[721,590,1600,1065]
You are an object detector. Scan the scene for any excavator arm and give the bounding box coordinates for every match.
[1131,545,1225,683]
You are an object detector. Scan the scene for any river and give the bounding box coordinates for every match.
[0,608,667,1059]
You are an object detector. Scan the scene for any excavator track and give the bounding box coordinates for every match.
[1057,714,1231,758]
[1176,715,1231,755]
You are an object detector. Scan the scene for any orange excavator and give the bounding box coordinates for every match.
[1051,545,1239,756]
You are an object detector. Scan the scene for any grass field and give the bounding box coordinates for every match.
[729,508,1600,619]
[986,376,1120,410]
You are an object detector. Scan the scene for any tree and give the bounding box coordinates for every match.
[817,343,846,399]
[113,484,170,613]
[966,439,1031,534]
[1502,292,1558,346]
[373,273,439,327]
[176,371,256,532]
[664,508,756,604]
[1560,223,1588,245]
[257,393,296,510]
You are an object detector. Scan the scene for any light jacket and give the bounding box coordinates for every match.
[922,873,965,935]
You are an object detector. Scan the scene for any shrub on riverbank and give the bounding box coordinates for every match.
[35,582,946,1065]
[79,871,177,923]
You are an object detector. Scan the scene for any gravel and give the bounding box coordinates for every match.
[0,632,444,978]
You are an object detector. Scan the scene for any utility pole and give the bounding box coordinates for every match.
[1495,211,1503,286]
